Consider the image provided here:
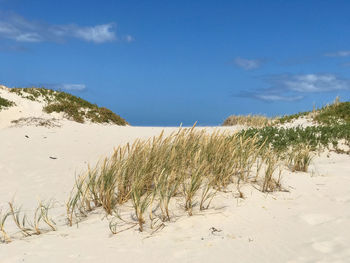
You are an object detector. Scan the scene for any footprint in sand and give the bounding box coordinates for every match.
[300,214,334,225]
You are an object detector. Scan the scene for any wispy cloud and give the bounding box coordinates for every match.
[275,74,350,93]
[47,83,87,91]
[251,94,303,102]
[233,57,262,70]
[325,50,350,57]
[52,23,117,43]
[238,73,350,102]
[0,13,132,44]
[239,89,303,102]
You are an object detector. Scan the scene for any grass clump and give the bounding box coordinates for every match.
[0,96,15,111]
[66,124,283,233]
[287,146,313,172]
[262,150,281,192]
[7,200,56,238]
[223,114,272,127]
[10,87,127,125]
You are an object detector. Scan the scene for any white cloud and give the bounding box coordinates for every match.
[234,57,262,70]
[239,73,350,102]
[44,83,86,91]
[281,74,349,93]
[54,84,86,91]
[0,13,132,44]
[73,24,116,43]
[254,94,303,102]
[325,50,350,57]
[15,32,42,42]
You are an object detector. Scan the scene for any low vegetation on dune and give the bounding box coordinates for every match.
[223,97,350,127]
[314,100,350,125]
[9,87,128,125]
[277,97,350,125]
[277,111,310,124]
[0,96,15,111]
[239,124,350,153]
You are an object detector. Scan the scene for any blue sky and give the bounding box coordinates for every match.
[1,0,350,126]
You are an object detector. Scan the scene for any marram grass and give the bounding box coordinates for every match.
[0,200,56,243]
[222,114,273,127]
[66,124,284,232]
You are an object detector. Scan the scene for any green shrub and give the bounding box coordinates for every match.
[238,124,350,153]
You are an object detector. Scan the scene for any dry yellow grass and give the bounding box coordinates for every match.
[222,114,273,127]
[66,124,284,232]
[287,146,314,172]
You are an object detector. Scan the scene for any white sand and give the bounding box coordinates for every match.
[1,87,350,262]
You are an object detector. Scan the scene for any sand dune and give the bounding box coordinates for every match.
[1,86,349,262]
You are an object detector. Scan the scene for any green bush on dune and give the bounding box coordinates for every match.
[314,101,350,125]
[239,124,350,153]
[224,98,350,153]
[223,97,350,126]
[10,87,128,125]
[276,99,350,125]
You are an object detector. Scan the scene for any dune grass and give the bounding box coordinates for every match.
[222,114,273,127]
[287,146,313,172]
[9,87,128,125]
[66,123,344,233]
[0,200,56,243]
[0,96,15,111]
[66,124,286,232]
